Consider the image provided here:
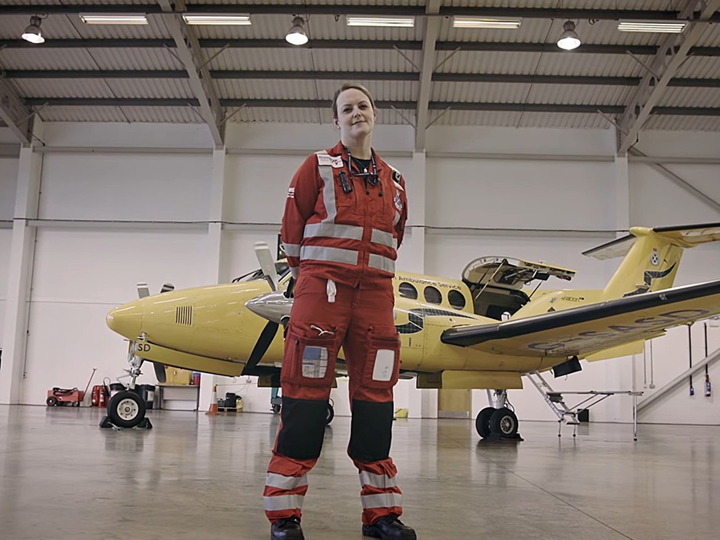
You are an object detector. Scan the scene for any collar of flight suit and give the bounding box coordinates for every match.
[326,140,389,176]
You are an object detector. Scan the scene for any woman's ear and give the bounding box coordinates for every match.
[332,117,340,129]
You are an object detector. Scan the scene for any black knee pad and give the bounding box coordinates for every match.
[277,396,328,460]
[348,400,394,462]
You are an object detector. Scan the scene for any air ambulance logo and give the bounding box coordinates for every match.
[394,191,403,212]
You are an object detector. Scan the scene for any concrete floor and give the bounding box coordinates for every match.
[0,406,718,540]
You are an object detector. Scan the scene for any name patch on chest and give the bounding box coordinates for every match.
[317,154,344,168]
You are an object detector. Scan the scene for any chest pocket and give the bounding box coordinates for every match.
[332,168,357,212]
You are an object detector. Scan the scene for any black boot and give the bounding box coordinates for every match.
[362,515,417,540]
[271,516,304,540]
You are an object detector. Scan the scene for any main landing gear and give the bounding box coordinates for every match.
[100,340,153,430]
[475,390,522,441]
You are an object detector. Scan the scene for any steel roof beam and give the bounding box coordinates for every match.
[617,0,720,154]
[21,97,720,116]
[2,4,715,22]
[8,69,720,88]
[415,0,442,151]
[2,38,720,57]
[0,80,33,146]
[157,0,224,147]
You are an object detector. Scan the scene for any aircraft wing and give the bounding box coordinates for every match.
[441,279,720,358]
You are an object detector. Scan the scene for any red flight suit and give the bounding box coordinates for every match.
[263,141,409,526]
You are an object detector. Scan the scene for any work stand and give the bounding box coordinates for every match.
[526,371,643,441]
[99,416,153,430]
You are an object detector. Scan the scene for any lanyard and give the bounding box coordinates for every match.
[342,146,382,196]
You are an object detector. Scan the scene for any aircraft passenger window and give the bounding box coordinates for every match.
[424,286,442,304]
[399,282,418,299]
[448,290,466,310]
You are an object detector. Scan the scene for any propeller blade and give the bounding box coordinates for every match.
[137,282,150,299]
[153,361,167,383]
[161,283,175,294]
[242,321,280,375]
[254,241,278,291]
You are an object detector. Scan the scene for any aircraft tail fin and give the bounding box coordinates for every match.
[584,222,720,300]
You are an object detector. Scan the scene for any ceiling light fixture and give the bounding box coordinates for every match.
[286,16,308,46]
[79,13,148,25]
[618,20,687,33]
[452,16,522,29]
[21,15,45,44]
[182,14,252,26]
[346,15,415,28]
[557,20,581,50]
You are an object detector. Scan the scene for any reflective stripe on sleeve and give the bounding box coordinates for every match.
[305,223,363,241]
[266,473,308,491]
[283,243,301,258]
[368,254,395,274]
[263,494,304,512]
[371,229,397,249]
[301,245,359,265]
[393,211,401,227]
[361,493,403,509]
[359,471,397,490]
[316,158,337,223]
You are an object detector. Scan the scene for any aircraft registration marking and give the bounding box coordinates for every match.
[527,309,710,352]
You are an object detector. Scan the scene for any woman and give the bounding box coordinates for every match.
[263,83,416,540]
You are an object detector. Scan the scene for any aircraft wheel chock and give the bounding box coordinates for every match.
[475,407,496,438]
[107,390,146,429]
[489,407,519,438]
[326,403,334,425]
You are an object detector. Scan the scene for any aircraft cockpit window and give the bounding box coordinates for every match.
[232,261,290,283]
[448,290,466,310]
[423,286,442,305]
[399,282,418,300]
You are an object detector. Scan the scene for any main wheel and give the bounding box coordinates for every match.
[475,407,496,438]
[46,396,58,407]
[107,390,146,428]
[489,407,519,438]
[325,403,334,425]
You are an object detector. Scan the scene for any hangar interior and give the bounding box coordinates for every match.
[1,2,719,540]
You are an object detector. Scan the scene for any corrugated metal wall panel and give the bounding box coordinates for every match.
[431,109,522,126]
[38,106,128,123]
[229,106,414,124]
[526,84,630,105]
[518,111,610,129]
[217,79,417,101]
[434,51,542,75]
[677,58,720,80]
[444,1,672,8]
[0,49,98,70]
[536,54,642,77]
[659,87,720,108]
[88,48,184,70]
[121,106,203,123]
[645,115,720,131]
[208,48,316,71]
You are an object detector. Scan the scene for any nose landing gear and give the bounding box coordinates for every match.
[475,390,522,442]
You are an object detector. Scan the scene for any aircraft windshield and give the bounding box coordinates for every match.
[232,261,290,283]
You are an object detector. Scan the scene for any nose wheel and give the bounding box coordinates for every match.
[475,390,523,441]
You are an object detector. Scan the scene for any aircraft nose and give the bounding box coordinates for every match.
[106,301,143,338]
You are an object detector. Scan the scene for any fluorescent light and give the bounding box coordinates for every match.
[182,14,252,26]
[346,15,415,28]
[453,16,521,29]
[618,20,686,33]
[80,14,148,25]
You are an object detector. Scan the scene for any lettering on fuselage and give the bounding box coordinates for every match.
[527,309,710,353]
[395,308,475,334]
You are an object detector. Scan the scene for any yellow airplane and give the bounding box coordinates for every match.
[105,222,720,437]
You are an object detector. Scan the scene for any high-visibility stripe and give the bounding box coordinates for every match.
[283,243,301,258]
[361,493,403,509]
[263,494,304,512]
[266,473,308,491]
[301,245,358,265]
[359,471,397,490]
[316,153,337,223]
[393,211,401,226]
[368,254,395,274]
[371,229,397,249]
[305,223,363,241]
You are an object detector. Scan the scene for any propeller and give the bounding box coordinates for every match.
[135,281,176,384]
[242,242,284,374]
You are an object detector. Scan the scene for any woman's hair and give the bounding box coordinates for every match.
[331,83,376,119]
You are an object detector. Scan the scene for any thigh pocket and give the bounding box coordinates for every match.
[362,325,401,389]
[282,323,338,388]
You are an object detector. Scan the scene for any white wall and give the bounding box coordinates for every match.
[0,157,18,349]
[4,121,720,427]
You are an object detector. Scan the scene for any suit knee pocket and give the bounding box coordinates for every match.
[283,323,338,387]
[362,326,401,389]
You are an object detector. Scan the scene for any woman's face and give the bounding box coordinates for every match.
[333,88,377,142]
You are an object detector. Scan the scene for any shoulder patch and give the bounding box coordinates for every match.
[317,153,344,169]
